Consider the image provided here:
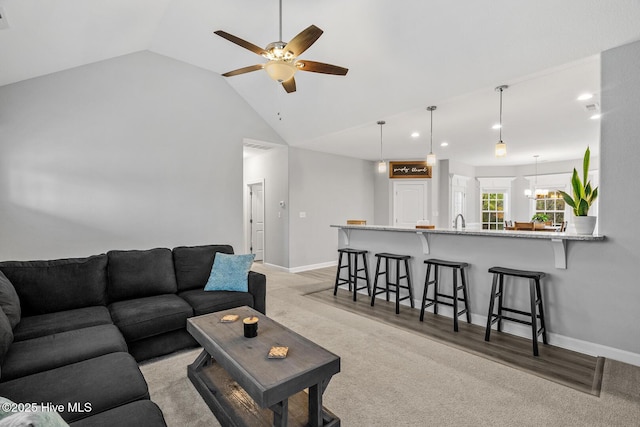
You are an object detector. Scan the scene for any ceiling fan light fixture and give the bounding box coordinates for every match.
[264,60,297,82]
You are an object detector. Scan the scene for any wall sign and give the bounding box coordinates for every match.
[389,161,432,179]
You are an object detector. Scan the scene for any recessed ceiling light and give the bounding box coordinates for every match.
[590,113,601,120]
[492,123,502,130]
[440,142,449,147]
[577,93,594,101]
[411,132,420,138]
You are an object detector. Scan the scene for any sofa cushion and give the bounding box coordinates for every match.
[0,255,108,316]
[69,400,166,427]
[0,352,149,423]
[109,294,193,342]
[107,248,178,302]
[172,244,234,292]
[0,309,13,366]
[1,324,127,382]
[179,288,254,316]
[12,306,113,342]
[204,253,255,292]
[0,270,21,329]
[127,329,197,362]
[247,271,267,315]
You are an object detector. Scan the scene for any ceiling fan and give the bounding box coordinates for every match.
[213,0,348,93]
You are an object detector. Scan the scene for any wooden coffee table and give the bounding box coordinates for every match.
[187,306,341,427]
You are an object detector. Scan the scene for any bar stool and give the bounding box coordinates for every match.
[370,253,414,314]
[484,266,548,356]
[420,259,471,332]
[334,248,371,301]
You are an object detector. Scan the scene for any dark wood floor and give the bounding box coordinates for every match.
[301,270,604,396]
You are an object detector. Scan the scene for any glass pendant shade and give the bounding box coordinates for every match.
[426,106,437,167]
[494,85,508,158]
[264,60,296,82]
[426,152,436,166]
[377,160,387,173]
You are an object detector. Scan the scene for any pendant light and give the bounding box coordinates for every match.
[495,85,508,157]
[377,120,387,173]
[525,155,549,198]
[426,106,437,166]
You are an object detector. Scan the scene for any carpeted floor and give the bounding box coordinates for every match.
[140,264,640,427]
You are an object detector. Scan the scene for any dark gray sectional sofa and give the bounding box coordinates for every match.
[0,244,266,426]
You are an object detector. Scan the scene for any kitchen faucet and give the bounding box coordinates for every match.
[453,214,466,230]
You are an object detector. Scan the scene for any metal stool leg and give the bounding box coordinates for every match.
[362,253,372,296]
[352,253,359,301]
[485,273,499,341]
[420,263,432,321]
[433,266,440,315]
[535,278,548,345]
[371,256,382,306]
[529,278,540,356]
[384,258,391,302]
[497,274,505,332]
[461,267,471,323]
[333,251,344,295]
[394,258,401,314]
[452,268,459,332]
[404,259,414,308]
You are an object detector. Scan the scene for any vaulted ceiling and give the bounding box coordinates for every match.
[2,0,640,166]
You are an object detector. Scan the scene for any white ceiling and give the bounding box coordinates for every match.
[2,0,640,166]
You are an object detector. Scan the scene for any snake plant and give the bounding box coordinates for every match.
[558,146,598,216]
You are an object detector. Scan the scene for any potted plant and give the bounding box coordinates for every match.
[531,213,550,229]
[558,146,598,234]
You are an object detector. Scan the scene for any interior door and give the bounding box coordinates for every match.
[249,183,264,261]
[393,181,428,227]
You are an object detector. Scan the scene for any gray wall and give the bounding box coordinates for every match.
[243,146,290,268]
[0,51,285,260]
[288,148,374,269]
[594,39,640,355]
[373,166,390,225]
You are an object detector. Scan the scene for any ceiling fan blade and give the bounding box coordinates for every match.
[282,77,296,93]
[214,30,267,56]
[221,64,264,77]
[284,25,323,57]
[296,60,348,76]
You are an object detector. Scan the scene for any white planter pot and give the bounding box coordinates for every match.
[573,216,597,235]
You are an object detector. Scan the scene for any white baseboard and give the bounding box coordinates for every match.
[420,301,640,367]
[288,261,338,274]
[262,263,289,272]
[339,291,640,367]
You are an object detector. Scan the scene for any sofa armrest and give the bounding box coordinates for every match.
[247,271,266,315]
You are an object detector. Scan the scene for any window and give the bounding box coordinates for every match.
[535,191,565,225]
[482,192,506,230]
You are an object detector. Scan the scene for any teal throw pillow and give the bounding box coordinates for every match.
[204,253,255,292]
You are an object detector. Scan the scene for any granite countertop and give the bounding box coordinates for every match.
[330,224,605,241]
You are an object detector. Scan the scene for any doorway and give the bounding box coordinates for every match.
[392,181,429,227]
[247,181,264,261]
